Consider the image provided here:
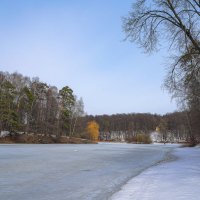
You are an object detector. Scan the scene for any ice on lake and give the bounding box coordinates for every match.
[0,143,176,200]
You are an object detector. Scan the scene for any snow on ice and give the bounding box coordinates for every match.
[110,146,200,200]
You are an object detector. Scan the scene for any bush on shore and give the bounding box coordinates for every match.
[126,133,152,144]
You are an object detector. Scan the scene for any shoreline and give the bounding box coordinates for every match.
[0,134,96,144]
[110,146,200,200]
[108,144,177,199]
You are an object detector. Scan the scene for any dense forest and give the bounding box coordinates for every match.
[0,71,199,144]
[0,71,84,138]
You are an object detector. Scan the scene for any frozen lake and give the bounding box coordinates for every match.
[0,143,176,200]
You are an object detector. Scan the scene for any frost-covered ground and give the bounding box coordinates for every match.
[110,146,200,200]
[0,143,175,200]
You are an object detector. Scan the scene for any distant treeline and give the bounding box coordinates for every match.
[75,112,190,143]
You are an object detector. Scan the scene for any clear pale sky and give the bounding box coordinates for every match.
[0,0,177,115]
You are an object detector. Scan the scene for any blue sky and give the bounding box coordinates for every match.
[0,0,177,115]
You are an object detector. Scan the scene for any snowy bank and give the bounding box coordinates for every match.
[110,147,200,200]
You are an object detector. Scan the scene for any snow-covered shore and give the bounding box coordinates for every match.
[110,146,200,200]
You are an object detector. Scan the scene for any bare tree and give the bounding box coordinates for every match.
[69,97,85,136]
[123,0,200,54]
[164,46,200,144]
[124,0,200,144]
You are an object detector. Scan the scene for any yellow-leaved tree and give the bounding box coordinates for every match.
[86,121,99,141]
